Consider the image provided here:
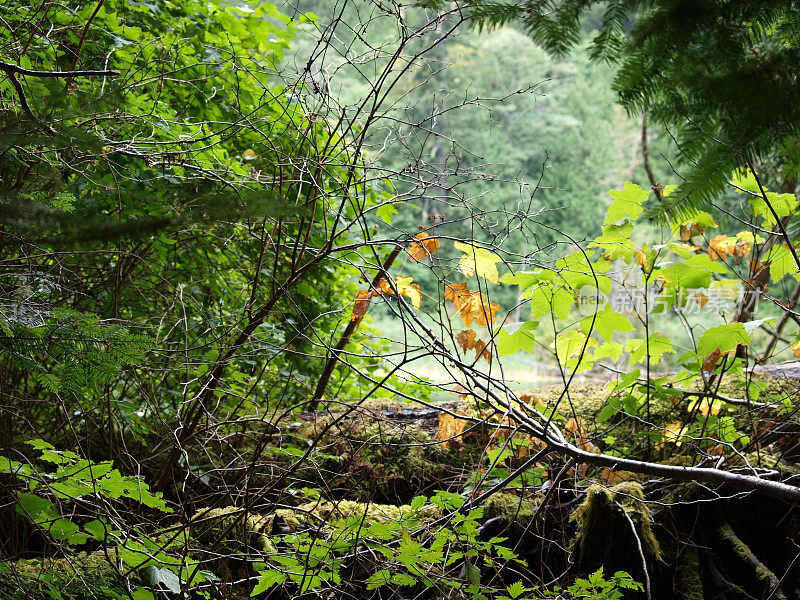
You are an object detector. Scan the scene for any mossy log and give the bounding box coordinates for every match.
[675,546,704,600]
[571,482,661,579]
[717,520,785,600]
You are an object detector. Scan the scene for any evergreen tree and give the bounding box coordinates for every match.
[444,0,800,215]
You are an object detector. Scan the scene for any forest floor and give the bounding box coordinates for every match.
[3,365,800,600]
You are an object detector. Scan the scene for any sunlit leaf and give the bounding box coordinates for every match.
[407,231,440,262]
[454,241,501,284]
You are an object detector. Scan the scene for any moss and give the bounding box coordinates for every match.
[571,482,662,576]
[480,492,538,525]
[292,498,441,524]
[0,550,128,599]
[744,451,800,474]
[191,506,277,552]
[717,520,785,598]
[676,546,704,600]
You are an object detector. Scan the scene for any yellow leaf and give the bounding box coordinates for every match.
[377,277,421,310]
[661,422,688,447]
[407,231,440,262]
[792,338,800,358]
[444,283,501,328]
[454,241,501,284]
[395,276,421,309]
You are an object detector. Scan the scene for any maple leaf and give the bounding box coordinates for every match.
[376,277,421,309]
[445,283,501,328]
[436,413,468,449]
[472,339,492,364]
[407,231,440,262]
[351,289,374,323]
[395,276,422,309]
[680,221,706,241]
[453,241,501,284]
[455,329,477,352]
[455,329,492,364]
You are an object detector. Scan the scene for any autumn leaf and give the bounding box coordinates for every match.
[680,221,706,241]
[708,234,732,260]
[694,291,709,307]
[701,348,723,373]
[455,329,477,352]
[453,241,501,284]
[688,398,722,417]
[660,422,689,447]
[377,277,422,310]
[456,329,492,364]
[407,231,440,262]
[351,289,374,323]
[792,338,800,359]
[472,339,492,364]
[436,413,468,449]
[395,276,421,309]
[445,283,501,328]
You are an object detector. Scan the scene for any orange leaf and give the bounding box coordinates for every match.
[407,231,440,262]
[472,339,492,365]
[351,289,374,323]
[455,329,492,364]
[444,283,501,328]
[436,413,468,449]
[680,221,706,241]
[694,291,709,307]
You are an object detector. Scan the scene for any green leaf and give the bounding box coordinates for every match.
[365,569,392,590]
[581,305,632,340]
[750,192,798,227]
[604,182,648,225]
[252,570,286,595]
[409,495,427,511]
[376,203,397,225]
[506,580,526,599]
[766,244,800,282]
[500,269,556,289]
[528,285,573,320]
[625,334,675,365]
[465,561,481,585]
[132,588,156,600]
[697,323,751,356]
[593,223,636,260]
[497,321,539,356]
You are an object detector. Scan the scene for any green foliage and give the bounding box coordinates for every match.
[6,439,169,547]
